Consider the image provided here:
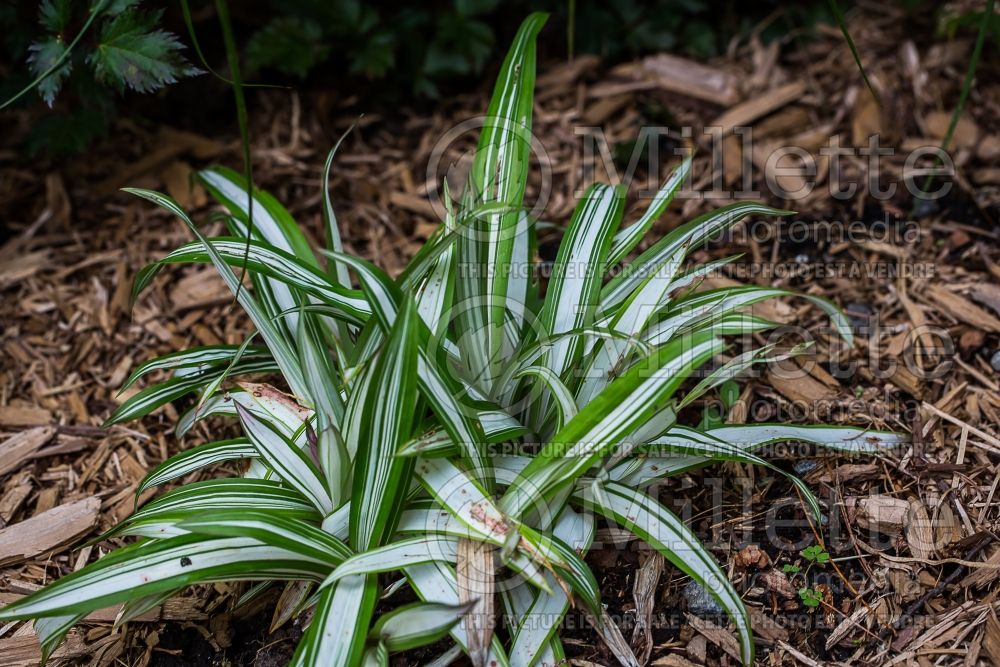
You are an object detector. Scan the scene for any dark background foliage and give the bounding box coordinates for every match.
[1,0,842,159]
[0,0,979,160]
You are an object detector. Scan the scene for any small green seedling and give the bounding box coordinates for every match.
[798,587,823,608]
[801,545,830,564]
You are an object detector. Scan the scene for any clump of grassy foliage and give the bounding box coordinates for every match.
[0,13,903,666]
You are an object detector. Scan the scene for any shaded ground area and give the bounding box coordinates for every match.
[2,4,1000,665]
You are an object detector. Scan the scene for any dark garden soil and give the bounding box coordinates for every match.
[3,3,1000,666]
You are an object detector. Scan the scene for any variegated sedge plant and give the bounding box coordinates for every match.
[0,13,904,667]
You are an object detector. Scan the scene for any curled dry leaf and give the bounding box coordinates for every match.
[456,538,494,667]
[631,552,664,665]
[905,498,936,560]
[733,544,770,570]
[759,569,797,603]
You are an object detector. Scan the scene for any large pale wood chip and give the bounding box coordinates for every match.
[758,569,796,601]
[960,547,1000,589]
[751,140,811,198]
[95,127,224,194]
[749,606,789,643]
[852,92,883,144]
[0,427,55,477]
[925,284,1000,333]
[904,498,936,559]
[826,603,869,649]
[684,613,741,662]
[0,629,90,667]
[889,363,924,398]
[778,640,824,666]
[389,191,439,219]
[0,496,101,566]
[0,250,50,289]
[641,54,741,106]
[650,655,700,667]
[968,283,1000,318]
[846,495,909,537]
[710,82,807,136]
[684,635,707,663]
[0,406,52,427]
[536,55,599,89]
[925,110,980,150]
[0,592,207,622]
[815,462,881,484]
[984,611,1000,665]
[766,368,837,405]
[170,268,230,311]
[0,473,34,526]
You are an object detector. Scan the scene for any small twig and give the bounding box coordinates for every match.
[854,539,1000,569]
[922,402,1000,455]
[792,486,871,610]
[890,534,994,631]
[910,409,926,467]
[817,597,883,643]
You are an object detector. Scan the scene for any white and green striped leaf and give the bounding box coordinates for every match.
[650,285,853,347]
[115,588,180,627]
[372,601,473,653]
[102,478,320,542]
[104,357,278,427]
[296,313,348,497]
[576,482,754,664]
[515,365,577,433]
[605,156,692,268]
[123,189,310,398]
[601,202,793,316]
[326,251,491,484]
[502,332,724,517]
[134,238,370,325]
[644,428,822,519]
[119,345,270,393]
[289,575,377,667]
[237,404,333,514]
[198,166,319,267]
[704,423,907,453]
[320,131,355,292]
[509,507,593,667]
[676,344,799,409]
[349,297,419,551]
[177,509,351,564]
[574,238,690,408]
[35,613,84,663]
[405,562,511,667]
[136,438,257,497]
[456,12,547,390]
[414,457,513,545]
[323,536,459,587]
[536,183,624,382]
[0,535,333,621]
